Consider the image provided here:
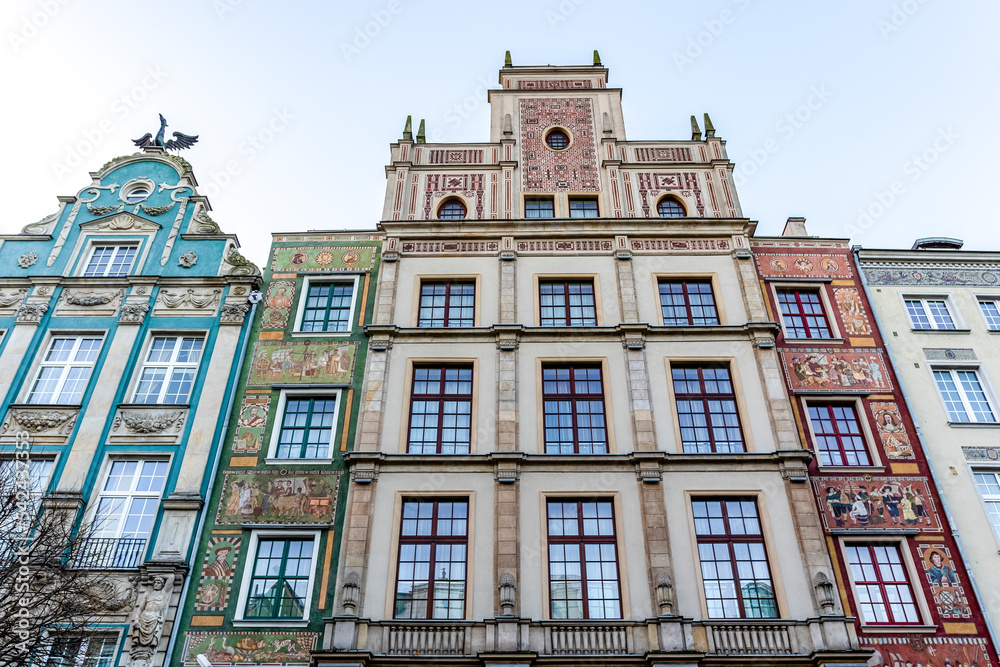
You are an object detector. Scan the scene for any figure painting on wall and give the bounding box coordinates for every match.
[249,342,356,386]
[216,470,341,525]
[194,537,241,612]
[834,288,872,335]
[184,632,316,665]
[814,477,941,532]
[262,280,295,329]
[782,350,891,392]
[917,543,972,618]
[861,637,989,667]
[871,402,915,459]
[231,397,269,453]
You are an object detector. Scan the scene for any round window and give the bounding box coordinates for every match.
[545,129,569,150]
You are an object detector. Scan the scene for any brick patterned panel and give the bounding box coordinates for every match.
[519,97,599,192]
[634,147,692,162]
[428,150,484,164]
[423,173,485,219]
[636,172,705,216]
[518,80,593,89]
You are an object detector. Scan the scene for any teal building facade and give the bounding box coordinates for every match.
[0,146,261,667]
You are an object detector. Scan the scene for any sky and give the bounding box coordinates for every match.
[1,0,998,266]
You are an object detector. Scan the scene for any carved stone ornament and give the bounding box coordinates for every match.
[21,211,58,235]
[219,302,249,324]
[177,251,197,268]
[140,203,174,216]
[655,572,674,614]
[189,210,221,234]
[813,571,836,613]
[130,576,168,662]
[93,214,156,231]
[341,571,361,615]
[89,580,137,613]
[18,252,38,268]
[15,302,48,323]
[225,246,260,276]
[498,572,516,615]
[62,289,123,307]
[88,203,124,216]
[0,288,28,307]
[157,288,220,309]
[114,410,185,434]
[119,302,150,324]
[2,408,78,435]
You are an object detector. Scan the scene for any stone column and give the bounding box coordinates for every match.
[614,237,639,323]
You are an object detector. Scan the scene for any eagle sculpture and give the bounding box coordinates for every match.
[133,114,199,151]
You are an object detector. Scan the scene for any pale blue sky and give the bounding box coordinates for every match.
[2,0,997,264]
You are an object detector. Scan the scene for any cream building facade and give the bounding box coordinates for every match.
[318,57,869,667]
[857,240,1000,634]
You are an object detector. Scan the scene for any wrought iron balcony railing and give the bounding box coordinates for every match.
[71,537,147,569]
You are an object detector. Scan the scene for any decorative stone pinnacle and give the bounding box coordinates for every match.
[593,49,602,66]
[416,119,426,144]
[704,113,716,138]
[402,115,413,141]
[690,115,702,141]
[504,50,512,66]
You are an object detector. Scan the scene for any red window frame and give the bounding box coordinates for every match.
[692,498,778,619]
[418,281,476,328]
[546,499,622,619]
[807,403,871,466]
[671,364,745,453]
[658,280,719,326]
[542,365,608,454]
[776,288,832,339]
[394,499,468,620]
[407,366,473,454]
[539,280,597,327]
[844,544,921,625]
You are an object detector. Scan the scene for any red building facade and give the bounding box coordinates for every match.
[751,225,997,666]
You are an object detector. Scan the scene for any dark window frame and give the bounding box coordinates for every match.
[407,365,474,454]
[657,197,686,218]
[545,129,570,150]
[806,402,871,466]
[844,543,921,625]
[525,197,556,219]
[437,199,467,220]
[671,364,746,453]
[568,197,599,218]
[300,280,356,333]
[658,279,720,326]
[418,281,476,328]
[275,395,339,459]
[244,537,315,620]
[776,288,833,339]
[539,280,598,327]
[394,499,469,620]
[546,499,622,620]
[542,364,608,454]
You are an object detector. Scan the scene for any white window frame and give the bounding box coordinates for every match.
[24,334,104,405]
[130,333,206,405]
[930,364,1000,424]
[972,468,1000,546]
[975,294,1000,331]
[233,529,320,626]
[292,275,360,337]
[80,243,140,278]
[0,457,56,530]
[42,631,121,667]
[900,293,964,331]
[87,457,171,541]
[265,389,341,464]
[837,536,934,630]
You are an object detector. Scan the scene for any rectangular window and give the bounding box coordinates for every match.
[659,280,719,326]
[845,544,920,625]
[418,281,475,328]
[978,299,1000,330]
[974,472,1000,541]
[84,245,137,278]
[45,634,118,667]
[408,367,473,454]
[933,368,996,423]
[276,396,337,459]
[542,365,607,454]
[132,336,204,404]
[776,289,832,339]
[547,500,621,619]
[84,459,168,568]
[672,364,744,453]
[301,282,354,332]
[540,280,597,327]
[568,198,599,218]
[693,498,777,619]
[245,538,315,619]
[394,500,468,619]
[525,197,555,219]
[0,459,54,533]
[808,403,871,466]
[26,336,102,405]
[905,298,956,330]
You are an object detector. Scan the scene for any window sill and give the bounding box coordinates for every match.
[816,465,886,474]
[231,619,309,628]
[909,328,971,334]
[117,402,191,409]
[859,624,937,634]
[264,457,334,465]
[289,331,351,338]
[947,421,1000,428]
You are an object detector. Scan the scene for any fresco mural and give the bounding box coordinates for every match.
[863,265,1000,287]
[231,396,270,453]
[871,402,915,460]
[216,470,341,525]
[781,349,891,392]
[918,543,972,619]
[248,341,356,386]
[756,252,853,279]
[184,632,317,665]
[862,637,991,667]
[814,476,941,531]
[271,245,376,272]
[194,536,241,612]
[834,287,872,336]
[262,280,295,329]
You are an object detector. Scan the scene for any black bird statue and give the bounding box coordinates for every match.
[133,114,199,151]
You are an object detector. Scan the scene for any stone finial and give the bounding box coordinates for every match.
[498,572,516,615]
[593,49,602,66]
[342,571,361,615]
[813,572,836,613]
[503,113,513,137]
[402,115,413,141]
[703,113,716,138]
[504,50,512,66]
[655,572,674,614]
[416,119,426,144]
[690,115,702,141]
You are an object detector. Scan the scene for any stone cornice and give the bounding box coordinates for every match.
[379,218,753,237]
[362,322,779,344]
[856,248,1000,266]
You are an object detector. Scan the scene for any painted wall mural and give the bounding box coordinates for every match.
[870,401,915,460]
[861,637,991,667]
[863,265,1000,287]
[194,536,241,612]
[756,252,853,279]
[231,396,269,453]
[781,349,891,392]
[270,245,376,272]
[183,632,317,665]
[216,470,341,525]
[262,280,295,329]
[917,543,972,619]
[814,476,941,532]
[834,287,872,336]
[248,341,356,386]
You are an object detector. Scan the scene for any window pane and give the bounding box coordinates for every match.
[395,500,468,619]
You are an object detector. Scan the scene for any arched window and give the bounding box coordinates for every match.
[545,129,569,150]
[438,200,467,220]
[657,198,685,218]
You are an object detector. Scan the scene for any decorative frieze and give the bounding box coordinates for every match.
[153,287,221,316]
[119,301,150,324]
[15,301,48,323]
[923,348,976,361]
[863,263,1000,287]
[55,287,125,317]
[1,405,79,436]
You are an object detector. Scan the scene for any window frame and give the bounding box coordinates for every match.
[534,274,603,327]
[541,363,609,455]
[544,127,572,151]
[265,389,342,464]
[42,631,121,667]
[771,284,838,340]
[800,396,883,470]
[129,332,207,405]
[667,360,749,454]
[929,364,1000,424]
[80,242,140,278]
[23,333,105,405]
[413,277,479,328]
[568,196,600,219]
[233,529,321,625]
[972,469,1000,547]
[838,536,932,630]
[524,196,556,219]
[436,198,468,220]
[656,195,687,218]
[405,364,475,455]
[656,278,721,326]
[974,294,1000,331]
[535,357,616,454]
[899,293,965,331]
[292,275,361,337]
[399,359,479,454]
